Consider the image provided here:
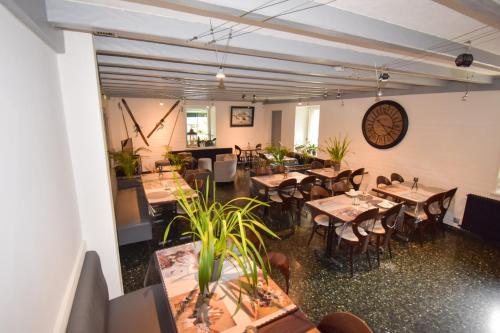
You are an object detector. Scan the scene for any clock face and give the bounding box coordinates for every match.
[362,100,408,149]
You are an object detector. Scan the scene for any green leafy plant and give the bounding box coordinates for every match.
[164,179,278,299]
[295,142,318,164]
[264,145,290,166]
[321,135,351,163]
[109,147,149,179]
[163,146,182,168]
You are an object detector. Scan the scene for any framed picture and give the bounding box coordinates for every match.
[230,106,255,127]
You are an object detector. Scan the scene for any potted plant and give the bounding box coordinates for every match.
[109,147,149,179]
[295,142,318,165]
[164,180,278,301]
[264,145,290,173]
[322,135,350,171]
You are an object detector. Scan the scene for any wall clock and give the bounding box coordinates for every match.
[362,100,408,149]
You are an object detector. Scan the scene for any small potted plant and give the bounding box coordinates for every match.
[264,145,290,173]
[322,135,350,171]
[109,147,149,179]
[295,142,318,165]
[164,180,278,302]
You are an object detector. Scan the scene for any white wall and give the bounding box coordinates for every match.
[266,90,500,224]
[104,98,271,170]
[0,6,83,333]
[58,31,123,298]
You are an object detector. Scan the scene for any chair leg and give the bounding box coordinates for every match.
[388,236,393,259]
[307,224,317,246]
[366,248,372,270]
[349,246,354,277]
[376,235,381,267]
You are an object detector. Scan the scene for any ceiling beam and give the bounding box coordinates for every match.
[46,0,493,83]
[431,0,500,30]
[122,0,500,71]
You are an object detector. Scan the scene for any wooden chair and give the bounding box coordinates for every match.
[245,231,291,294]
[317,312,373,333]
[331,181,349,196]
[368,203,403,266]
[310,160,324,169]
[307,186,336,246]
[404,192,443,245]
[255,143,262,150]
[269,178,298,227]
[390,172,404,183]
[335,208,379,276]
[349,168,365,191]
[294,175,316,221]
[234,145,245,166]
[329,169,351,194]
[262,252,290,294]
[438,188,457,234]
[376,175,392,187]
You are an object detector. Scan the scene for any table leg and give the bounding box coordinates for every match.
[315,217,343,268]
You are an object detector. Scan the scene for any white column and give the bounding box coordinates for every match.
[57,31,123,297]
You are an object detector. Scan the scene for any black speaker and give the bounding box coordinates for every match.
[455,53,474,67]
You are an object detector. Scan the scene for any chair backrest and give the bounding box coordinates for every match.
[234,145,242,157]
[376,175,391,187]
[263,252,290,294]
[299,175,316,200]
[317,311,374,333]
[331,181,349,196]
[352,208,379,242]
[66,251,109,333]
[349,168,365,191]
[335,169,352,183]
[423,192,444,221]
[256,143,262,150]
[310,185,330,200]
[380,203,403,230]
[310,160,324,169]
[440,187,457,214]
[390,172,404,183]
[278,178,297,203]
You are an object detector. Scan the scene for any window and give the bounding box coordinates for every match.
[496,167,500,194]
[185,106,216,142]
[294,105,320,147]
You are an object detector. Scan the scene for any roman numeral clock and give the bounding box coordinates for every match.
[362,100,409,149]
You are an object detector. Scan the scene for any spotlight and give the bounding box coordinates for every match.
[377,88,383,97]
[241,94,246,100]
[378,72,390,81]
[216,66,225,79]
[252,94,256,104]
[455,53,474,67]
[336,89,342,99]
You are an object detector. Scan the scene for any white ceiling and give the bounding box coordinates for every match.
[46,0,500,101]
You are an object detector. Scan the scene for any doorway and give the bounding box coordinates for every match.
[271,110,282,146]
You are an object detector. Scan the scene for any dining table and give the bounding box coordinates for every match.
[155,242,319,333]
[141,172,198,206]
[251,171,309,196]
[371,181,447,240]
[306,193,398,265]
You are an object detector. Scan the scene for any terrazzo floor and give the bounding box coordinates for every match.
[119,169,500,333]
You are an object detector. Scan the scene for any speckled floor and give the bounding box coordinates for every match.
[119,169,500,333]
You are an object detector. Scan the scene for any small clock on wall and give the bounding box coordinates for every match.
[362,100,409,149]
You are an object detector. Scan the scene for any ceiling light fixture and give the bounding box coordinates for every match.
[377,88,383,97]
[241,94,246,100]
[333,66,344,72]
[159,102,164,106]
[378,72,390,81]
[252,94,256,104]
[216,66,226,80]
[455,41,474,67]
[336,89,341,99]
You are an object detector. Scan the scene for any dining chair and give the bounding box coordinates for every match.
[234,145,245,166]
[390,172,405,183]
[335,208,379,276]
[368,203,403,266]
[375,175,393,200]
[349,168,365,191]
[310,160,324,169]
[269,178,298,227]
[307,185,336,246]
[317,311,373,333]
[329,169,351,194]
[403,192,444,245]
[331,181,350,196]
[438,188,457,234]
[294,175,316,221]
[262,252,290,294]
[256,143,262,150]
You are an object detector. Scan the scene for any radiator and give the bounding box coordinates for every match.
[461,194,500,243]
